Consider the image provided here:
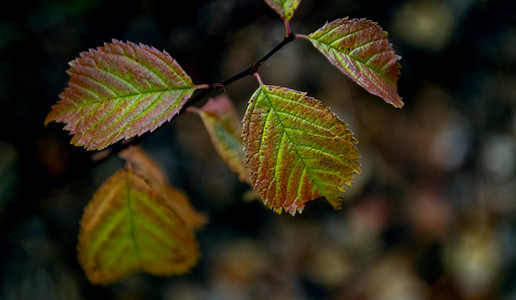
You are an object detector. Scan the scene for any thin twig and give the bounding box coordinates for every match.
[181,32,296,112]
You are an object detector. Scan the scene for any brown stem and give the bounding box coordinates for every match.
[180,32,296,113]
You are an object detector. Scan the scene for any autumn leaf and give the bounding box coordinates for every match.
[120,146,207,230]
[304,18,403,107]
[78,169,200,285]
[264,0,301,21]
[242,84,360,215]
[187,95,249,183]
[119,146,169,185]
[45,39,199,150]
[156,184,207,231]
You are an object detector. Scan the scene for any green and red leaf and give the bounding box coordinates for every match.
[188,95,249,183]
[306,18,403,107]
[78,169,201,285]
[264,0,301,21]
[45,39,198,150]
[242,84,360,215]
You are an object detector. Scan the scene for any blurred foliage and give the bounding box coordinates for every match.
[1,0,516,299]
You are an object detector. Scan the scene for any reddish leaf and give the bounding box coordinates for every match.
[306,18,403,107]
[45,40,197,150]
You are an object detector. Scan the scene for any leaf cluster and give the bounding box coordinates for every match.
[45,0,402,284]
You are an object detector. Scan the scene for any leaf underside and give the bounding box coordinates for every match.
[242,85,360,215]
[308,18,403,107]
[188,95,249,183]
[45,39,196,150]
[264,0,301,21]
[78,169,200,285]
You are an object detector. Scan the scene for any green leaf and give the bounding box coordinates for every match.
[78,169,200,285]
[264,0,301,21]
[188,95,249,183]
[242,84,360,215]
[45,39,197,150]
[307,18,403,107]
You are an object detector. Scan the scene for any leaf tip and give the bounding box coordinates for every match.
[110,38,122,45]
[44,113,54,127]
[393,97,404,108]
[289,208,304,216]
[386,94,404,108]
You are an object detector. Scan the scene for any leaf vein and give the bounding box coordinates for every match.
[73,71,119,98]
[78,63,141,94]
[125,174,141,265]
[274,110,331,134]
[296,144,348,165]
[141,47,190,85]
[94,92,164,146]
[86,95,143,146]
[263,90,329,202]
[107,51,171,88]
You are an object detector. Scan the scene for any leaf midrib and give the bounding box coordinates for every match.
[125,174,142,267]
[77,87,193,106]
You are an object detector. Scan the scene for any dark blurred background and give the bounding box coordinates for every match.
[1,0,516,299]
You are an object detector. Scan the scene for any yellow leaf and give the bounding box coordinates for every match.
[78,169,200,285]
[120,146,208,230]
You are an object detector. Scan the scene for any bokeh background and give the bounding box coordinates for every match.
[1,0,516,299]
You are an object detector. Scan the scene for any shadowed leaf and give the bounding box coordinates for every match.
[45,39,197,150]
[307,18,403,107]
[78,169,200,285]
[188,95,249,183]
[120,146,169,185]
[264,0,301,21]
[120,146,207,230]
[242,84,360,215]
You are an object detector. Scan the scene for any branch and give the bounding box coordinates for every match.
[180,32,296,112]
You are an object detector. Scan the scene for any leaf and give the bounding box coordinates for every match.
[78,169,200,285]
[45,39,197,150]
[120,146,207,230]
[242,84,360,215]
[264,0,301,21]
[120,146,169,185]
[307,18,403,107]
[187,95,249,183]
[156,184,207,231]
